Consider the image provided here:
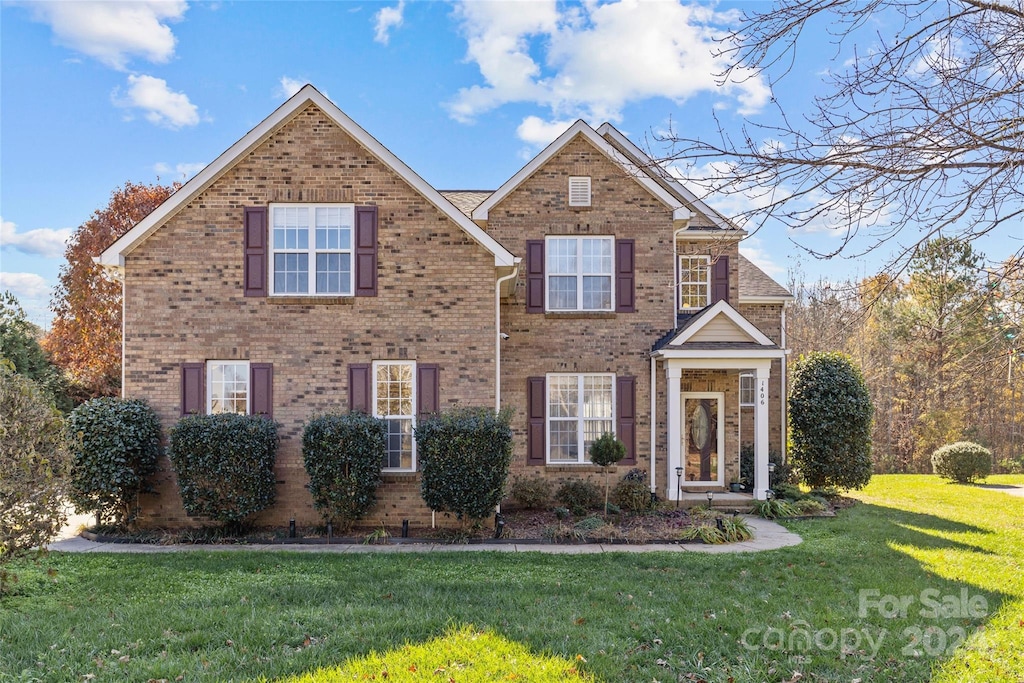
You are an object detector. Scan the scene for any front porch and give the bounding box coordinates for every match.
[677,490,754,511]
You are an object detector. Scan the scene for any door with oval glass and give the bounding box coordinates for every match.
[681,393,723,486]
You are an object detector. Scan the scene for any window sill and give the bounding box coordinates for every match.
[544,312,617,319]
[545,463,613,472]
[381,470,417,479]
[268,296,355,305]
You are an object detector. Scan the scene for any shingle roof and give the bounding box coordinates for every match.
[738,255,792,300]
[440,190,492,217]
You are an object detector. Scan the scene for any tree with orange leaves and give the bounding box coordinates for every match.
[45,181,177,400]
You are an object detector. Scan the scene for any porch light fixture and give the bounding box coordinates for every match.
[706,490,714,504]
[766,489,775,501]
[675,467,683,509]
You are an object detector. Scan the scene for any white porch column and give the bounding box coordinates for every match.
[666,364,682,501]
[754,365,771,500]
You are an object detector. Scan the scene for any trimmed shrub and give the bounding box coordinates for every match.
[613,469,652,511]
[739,445,791,489]
[789,352,874,490]
[931,441,993,484]
[67,397,161,526]
[589,432,626,516]
[417,407,514,523]
[555,479,602,516]
[302,412,386,530]
[509,475,552,509]
[0,366,72,563]
[169,414,278,526]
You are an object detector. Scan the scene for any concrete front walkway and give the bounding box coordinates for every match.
[46,516,801,555]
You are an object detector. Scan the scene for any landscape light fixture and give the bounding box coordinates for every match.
[706,490,714,505]
[675,467,683,509]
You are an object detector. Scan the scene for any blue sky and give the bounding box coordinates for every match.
[1,0,1015,327]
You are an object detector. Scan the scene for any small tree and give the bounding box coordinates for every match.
[0,365,72,565]
[67,397,162,527]
[417,407,513,526]
[589,432,625,516]
[302,412,387,530]
[0,292,70,412]
[789,352,874,490]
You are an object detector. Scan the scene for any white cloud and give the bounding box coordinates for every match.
[153,161,206,181]
[26,0,188,70]
[515,116,575,146]
[374,1,405,45]
[1,217,73,259]
[740,237,786,277]
[276,76,306,99]
[114,74,199,129]
[448,0,770,138]
[0,272,51,303]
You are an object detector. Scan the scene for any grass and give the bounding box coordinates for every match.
[1,474,1022,682]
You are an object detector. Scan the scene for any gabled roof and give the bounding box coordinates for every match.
[470,120,693,223]
[99,85,516,270]
[440,190,491,217]
[738,255,793,302]
[652,300,778,353]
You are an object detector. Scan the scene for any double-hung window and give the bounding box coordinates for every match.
[547,373,615,463]
[678,255,711,310]
[207,360,249,414]
[373,361,415,471]
[546,236,613,311]
[271,204,353,295]
[739,373,755,407]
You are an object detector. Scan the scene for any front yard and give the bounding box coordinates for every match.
[1,474,1022,682]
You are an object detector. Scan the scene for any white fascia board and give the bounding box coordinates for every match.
[652,350,786,364]
[471,120,684,222]
[738,294,796,304]
[668,300,775,346]
[676,229,749,240]
[597,122,737,233]
[99,85,515,270]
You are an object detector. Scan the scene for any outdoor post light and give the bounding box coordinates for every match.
[766,489,774,501]
[706,490,714,505]
[767,461,776,487]
[288,518,296,539]
[675,467,683,509]
[326,522,333,544]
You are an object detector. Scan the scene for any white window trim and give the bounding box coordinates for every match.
[207,360,250,415]
[545,236,615,312]
[269,202,354,297]
[568,176,591,207]
[678,254,711,311]
[739,372,755,407]
[372,360,417,472]
[545,372,616,465]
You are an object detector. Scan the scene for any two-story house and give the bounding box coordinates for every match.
[98,85,791,528]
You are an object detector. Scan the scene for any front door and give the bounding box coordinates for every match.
[681,393,723,486]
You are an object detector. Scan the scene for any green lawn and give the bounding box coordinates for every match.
[1,474,1022,682]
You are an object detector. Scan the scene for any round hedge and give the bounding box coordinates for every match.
[931,441,992,484]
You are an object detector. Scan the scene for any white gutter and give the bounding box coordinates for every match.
[781,302,790,461]
[650,356,657,493]
[495,260,522,412]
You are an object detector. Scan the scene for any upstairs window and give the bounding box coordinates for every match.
[546,236,613,312]
[568,176,591,206]
[679,255,711,310]
[271,204,353,295]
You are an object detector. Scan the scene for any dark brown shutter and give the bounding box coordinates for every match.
[250,363,273,418]
[244,207,268,297]
[416,364,440,419]
[348,364,372,413]
[617,376,636,466]
[615,239,635,313]
[711,255,730,304]
[354,206,378,297]
[525,240,545,313]
[181,363,205,416]
[526,376,546,465]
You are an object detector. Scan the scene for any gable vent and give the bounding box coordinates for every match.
[568,176,591,206]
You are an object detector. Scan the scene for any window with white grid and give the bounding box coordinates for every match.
[546,236,613,311]
[271,204,353,295]
[207,361,249,414]
[547,373,615,464]
[678,255,710,310]
[740,373,755,407]
[373,361,415,471]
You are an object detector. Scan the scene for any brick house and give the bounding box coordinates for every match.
[98,85,792,528]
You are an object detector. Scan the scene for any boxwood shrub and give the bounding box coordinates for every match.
[931,441,992,484]
[416,407,513,523]
[168,413,278,526]
[302,412,386,530]
[67,397,161,527]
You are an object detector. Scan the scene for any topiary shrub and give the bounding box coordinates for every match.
[168,414,278,527]
[555,479,602,516]
[789,352,874,490]
[931,441,993,484]
[417,407,513,524]
[302,412,386,531]
[67,397,161,527]
[509,475,552,510]
[0,366,72,564]
[613,469,652,511]
[589,432,626,516]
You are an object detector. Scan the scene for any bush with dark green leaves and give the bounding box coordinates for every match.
[1,366,71,564]
[613,469,652,511]
[509,475,552,509]
[589,432,626,515]
[67,397,161,527]
[789,352,874,490]
[555,479,602,516]
[931,441,992,484]
[169,414,278,526]
[739,445,791,489]
[417,407,513,523]
[302,412,386,530]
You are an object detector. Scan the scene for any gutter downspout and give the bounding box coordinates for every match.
[781,302,790,461]
[495,259,521,412]
[658,225,690,497]
[650,355,657,493]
